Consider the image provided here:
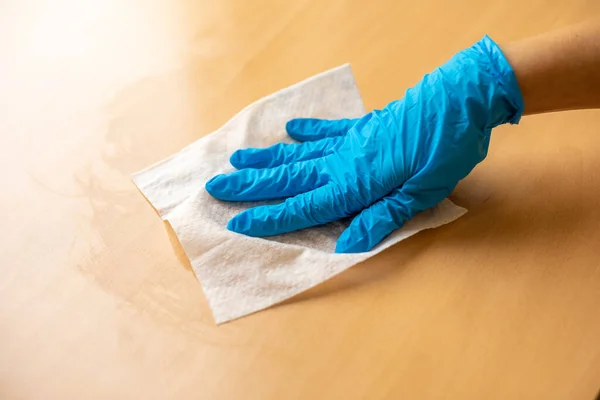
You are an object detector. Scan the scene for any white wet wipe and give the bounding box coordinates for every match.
[132,64,467,323]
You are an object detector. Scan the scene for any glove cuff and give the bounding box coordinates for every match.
[475,35,525,125]
[438,35,525,129]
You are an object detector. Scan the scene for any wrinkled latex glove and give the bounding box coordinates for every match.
[206,36,524,253]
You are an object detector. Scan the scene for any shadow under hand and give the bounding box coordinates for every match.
[282,153,599,306]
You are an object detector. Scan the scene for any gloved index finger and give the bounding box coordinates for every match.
[286,118,359,142]
[227,183,351,237]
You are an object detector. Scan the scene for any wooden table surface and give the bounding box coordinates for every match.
[1,1,599,399]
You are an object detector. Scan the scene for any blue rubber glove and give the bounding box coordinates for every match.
[206,36,524,253]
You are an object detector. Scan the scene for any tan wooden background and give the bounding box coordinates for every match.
[1,0,599,398]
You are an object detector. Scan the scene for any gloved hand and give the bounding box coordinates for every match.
[206,36,524,253]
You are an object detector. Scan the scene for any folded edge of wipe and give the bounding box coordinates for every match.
[132,64,467,323]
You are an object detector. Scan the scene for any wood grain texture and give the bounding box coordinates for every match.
[1,0,599,398]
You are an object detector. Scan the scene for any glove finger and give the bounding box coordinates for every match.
[230,136,341,169]
[205,159,327,201]
[286,118,359,142]
[228,184,347,236]
[335,187,414,253]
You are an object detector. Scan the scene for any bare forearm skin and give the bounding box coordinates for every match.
[501,19,600,115]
